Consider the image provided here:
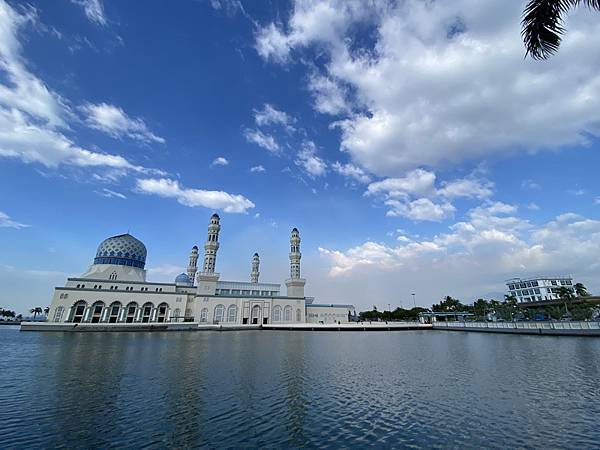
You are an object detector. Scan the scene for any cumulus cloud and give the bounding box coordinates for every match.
[0,211,29,229]
[211,156,229,167]
[318,205,600,305]
[307,73,349,115]
[295,140,327,177]
[243,128,280,153]
[250,164,266,173]
[136,178,255,213]
[71,0,107,26]
[254,103,296,131]
[364,169,493,221]
[331,161,370,184]
[81,102,164,144]
[257,0,600,177]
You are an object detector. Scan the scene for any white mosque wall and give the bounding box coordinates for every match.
[79,264,146,283]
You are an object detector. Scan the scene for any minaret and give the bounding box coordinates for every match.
[187,245,198,285]
[285,227,306,297]
[202,214,221,273]
[196,214,221,299]
[251,253,260,283]
[289,228,301,279]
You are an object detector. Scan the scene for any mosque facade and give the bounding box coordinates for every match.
[46,214,354,327]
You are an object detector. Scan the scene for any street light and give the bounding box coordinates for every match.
[412,293,416,308]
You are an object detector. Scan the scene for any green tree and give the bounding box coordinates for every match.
[557,286,575,316]
[522,0,600,60]
[473,299,490,320]
[574,282,589,297]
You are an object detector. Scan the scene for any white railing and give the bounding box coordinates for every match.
[433,321,600,330]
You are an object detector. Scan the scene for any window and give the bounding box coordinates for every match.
[273,305,282,322]
[227,304,237,322]
[200,308,208,322]
[214,304,225,323]
[284,305,292,322]
[53,306,64,322]
[72,301,87,323]
[296,309,301,322]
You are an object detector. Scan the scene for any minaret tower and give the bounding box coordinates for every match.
[203,214,221,273]
[187,245,198,285]
[251,253,260,283]
[196,214,221,297]
[285,227,306,297]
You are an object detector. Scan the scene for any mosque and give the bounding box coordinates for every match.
[45,214,355,328]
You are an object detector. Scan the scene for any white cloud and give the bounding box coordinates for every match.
[211,156,229,167]
[81,102,164,144]
[250,164,266,173]
[0,2,160,175]
[332,161,370,184]
[385,197,455,222]
[243,128,280,153]
[295,140,327,177]
[136,178,255,214]
[258,0,600,177]
[308,73,349,115]
[255,23,292,64]
[318,206,600,305]
[595,197,600,205]
[527,202,540,211]
[366,169,437,198]
[72,0,107,26]
[254,103,295,131]
[438,178,494,199]
[96,188,126,199]
[0,211,28,229]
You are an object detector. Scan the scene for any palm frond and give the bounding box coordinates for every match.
[522,0,600,60]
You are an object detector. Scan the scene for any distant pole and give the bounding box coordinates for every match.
[388,303,391,312]
[412,293,416,308]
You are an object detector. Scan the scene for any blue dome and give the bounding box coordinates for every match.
[93,234,147,269]
[175,273,191,284]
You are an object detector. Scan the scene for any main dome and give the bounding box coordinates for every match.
[94,233,147,269]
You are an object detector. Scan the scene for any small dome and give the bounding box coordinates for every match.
[192,245,198,250]
[94,234,147,269]
[292,227,299,233]
[253,252,259,257]
[211,213,220,219]
[175,273,192,285]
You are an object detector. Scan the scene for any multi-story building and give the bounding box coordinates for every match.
[505,276,574,303]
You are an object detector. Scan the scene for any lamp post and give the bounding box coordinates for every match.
[412,293,416,308]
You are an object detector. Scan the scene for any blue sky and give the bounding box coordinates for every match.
[1,0,599,314]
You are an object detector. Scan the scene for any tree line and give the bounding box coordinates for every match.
[359,283,597,322]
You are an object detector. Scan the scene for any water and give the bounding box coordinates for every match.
[1,327,600,449]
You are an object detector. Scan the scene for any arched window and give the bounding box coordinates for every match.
[108,302,121,323]
[71,300,87,323]
[109,271,117,281]
[227,304,237,322]
[200,307,208,323]
[141,302,154,323]
[251,305,261,324]
[156,303,168,323]
[296,308,302,322]
[125,302,138,323]
[53,306,64,322]
[273,305,282,322]
[284,305,292,322]
[214,304,225,323]
[90,301,105,323]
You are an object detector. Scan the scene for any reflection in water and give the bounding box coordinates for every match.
[1,328,600,449]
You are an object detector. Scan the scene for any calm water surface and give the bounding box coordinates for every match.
[1,327,600,449]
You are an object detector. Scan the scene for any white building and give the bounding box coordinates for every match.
[46,214,354,327]
[505,276,574,303]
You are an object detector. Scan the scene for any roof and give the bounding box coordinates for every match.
[307,304,355,308]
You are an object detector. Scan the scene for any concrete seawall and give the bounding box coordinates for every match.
[20,321,430,332]
[433,321,600,336]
